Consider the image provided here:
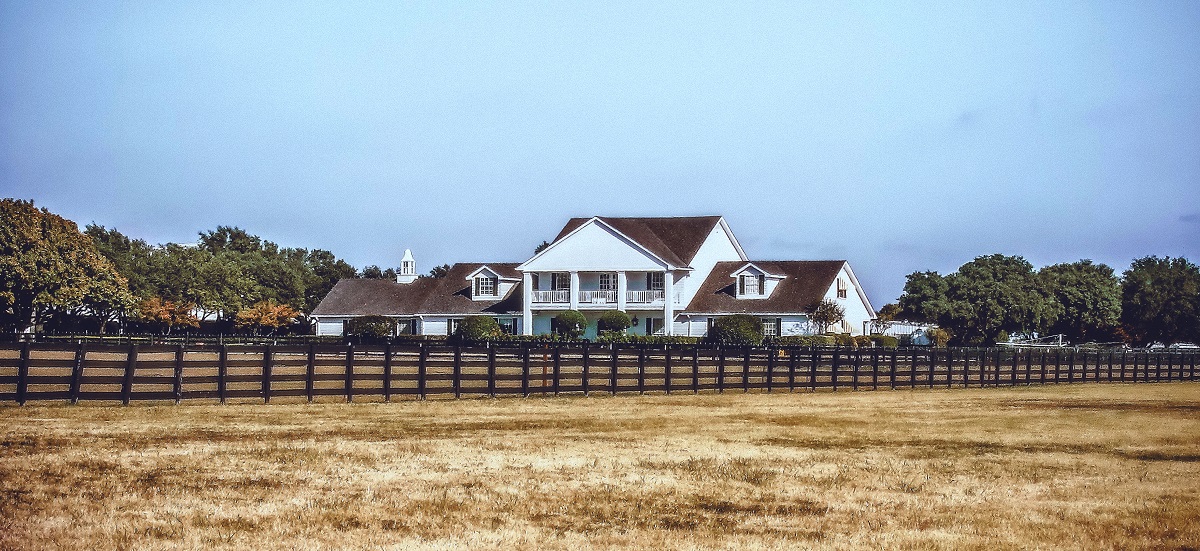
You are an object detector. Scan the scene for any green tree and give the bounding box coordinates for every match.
[534,240,551,254]
[1121,256,1200,345]
[810,298,846,334]
[708,314,764,346]
[345,315,396,342]
[0,199,134,333]
[425,264,451,279]
[897,271,950,323]
[553,310,587,339]
[456,316,502,341]
[1039,260,1122,342]
[597,310,632,334]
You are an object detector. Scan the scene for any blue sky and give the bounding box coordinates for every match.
[2,1,1198,304]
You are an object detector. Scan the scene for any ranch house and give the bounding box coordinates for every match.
[311,216,876,338]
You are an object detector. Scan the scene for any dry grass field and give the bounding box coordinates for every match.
[1,384,1198,550]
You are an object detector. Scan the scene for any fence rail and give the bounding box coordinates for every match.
[0,343,1195,405]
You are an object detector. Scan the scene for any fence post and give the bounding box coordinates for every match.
[522,344,530,398]
[70,343,86,404]
[910,349,917,389]
[16,343,31,406]
[553,344,561,396]
[1156,353,1163,382]
[637,345,646,395]
[789,349,797,392]
[871,349,879,391]
[488,343,497,398]
[610,344,619,396]
[717,347,726,393]
[383,344,392,402]
[306,344,315,403]
[665,346,673,395]
[811,349,818,392]
[452,345,461,399]
[1107,351,1115,382]
[582,343,590,396]
[218,345,228,404]
[1119,351,1127,382]
[765,347,774,393]
[418,343,428,399]
[889,349,897,390]
[945,348,953,389]
[692,348,700,394]
[742,346,751,393]
[345,345,354,402]
[1166,353,1173,383]
[122,344,138,406]
[851,350,860,391]
[831,350,840,392]
[1011,348,1019,387]
[173,345,184,404]
[262,345,272,404]
[927,349,935,389]
[1024,349,1032,385]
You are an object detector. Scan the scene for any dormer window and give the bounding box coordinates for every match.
[836,278,847,299]
[474,276,498,297]
[739,274,765,296]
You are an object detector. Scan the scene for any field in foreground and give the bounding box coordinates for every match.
[2,384,1198,550]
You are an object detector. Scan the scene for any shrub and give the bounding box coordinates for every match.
[832,333,854,348]
[774,334,835,347]
[852,335,873,348]
[708,314,764,346]
[927,328,952,348]
[456,316,501,341]
[553,310,587,339]
[345,315,395,341]
[595,333,700,345]
[870,335,899,348]
[597,310,632,333]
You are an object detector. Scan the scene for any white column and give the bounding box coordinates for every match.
[616,271,627,312]
[522,272,533,335]
[569,271,579,310]
[663,270,675,335]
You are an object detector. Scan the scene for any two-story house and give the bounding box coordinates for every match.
[311,216,876,338]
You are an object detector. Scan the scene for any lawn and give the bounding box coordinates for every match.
[2,383,1198,550]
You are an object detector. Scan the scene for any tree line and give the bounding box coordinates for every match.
[0,199,440,335]
[890,254,1200,347]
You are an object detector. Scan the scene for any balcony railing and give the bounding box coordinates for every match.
[531,290,570,303]
[580,290,618,304]
[626,290,665,303]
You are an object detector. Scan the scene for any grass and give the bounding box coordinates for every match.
[1,384,1198,550]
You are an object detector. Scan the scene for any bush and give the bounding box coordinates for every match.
[597,310,632,333]
[455,316,501,341]
[852,335,873,348]
[832,333,854,348]
[774,334,835,347]
[708,314,764,346]
[595,333,700,345]
[553,310,587,339]
[870,335,899,348]
[345,315,395,342]
[927,328,952,348]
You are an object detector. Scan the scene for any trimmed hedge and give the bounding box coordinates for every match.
[455,316,501,341]
[597,310,632,333]
[708,314,764,346]
[553,310,587,339]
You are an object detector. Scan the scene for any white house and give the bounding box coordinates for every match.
[311,217,876,338]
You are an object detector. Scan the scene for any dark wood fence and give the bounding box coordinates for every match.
[0,343,1195,405]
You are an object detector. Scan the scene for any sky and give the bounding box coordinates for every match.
[2,0,1198,305]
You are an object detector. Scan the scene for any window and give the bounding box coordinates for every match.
[530,273,539,290]
[551,272,570,291]
[739,274,765,296]
[647,272,664,291]
[474,276,497,297]
[837,278,847,299]
[645,317,663,335]
[761,317,781,337]
[496,318,517,335]
[447,318,462,335]
[598,273,616,291]
[396,318,415,335]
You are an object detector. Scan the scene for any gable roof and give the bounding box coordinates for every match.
[551,216,724,268]
[684,260,848,315]
[311,262,523,317]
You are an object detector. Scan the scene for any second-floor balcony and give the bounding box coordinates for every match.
[530,289,680,305]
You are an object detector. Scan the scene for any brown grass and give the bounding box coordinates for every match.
[2,384,1198,550]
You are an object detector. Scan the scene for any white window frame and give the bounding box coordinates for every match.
[551,272,570,291]
[837,278,847,299]
[598,273,616,291]
[761,317,781,337]
[739,274,764,296]
[496,317,517,335]
[649,272,664,291]
[475,276,497,297]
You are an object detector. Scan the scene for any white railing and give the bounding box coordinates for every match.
[626,290,665,303]
[579,290,618,304]
[531,290,570,303]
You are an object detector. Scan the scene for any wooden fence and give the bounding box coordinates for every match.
[0,343,1195,405]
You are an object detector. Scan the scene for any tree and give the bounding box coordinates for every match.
[553,310,587,339]
[707,314,764,346]
[534,240,551,254]
[1039,260,1122,342]
[810,299,846,334]
[234,300,301,335]
[597,310,632,334]
[897,271,950,323]
[425,264,451,279]
[0,199,134,333]
[361,265,398,280]
[1121,256,1200,345]
[456,316,502,341]
[869,303,902,334]
[137,297,199,335]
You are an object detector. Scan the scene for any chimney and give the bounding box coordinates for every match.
[397,249,417,284]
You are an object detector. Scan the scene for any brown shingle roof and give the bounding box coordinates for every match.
[683,260,847,314]
[311,263,523,317]
[553,216,723,267]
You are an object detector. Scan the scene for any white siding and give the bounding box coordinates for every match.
[823,264,875,335]
[521,221,666,272]
[675,223,744,308]
[316,319,346,336]
[422,318,450,336]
